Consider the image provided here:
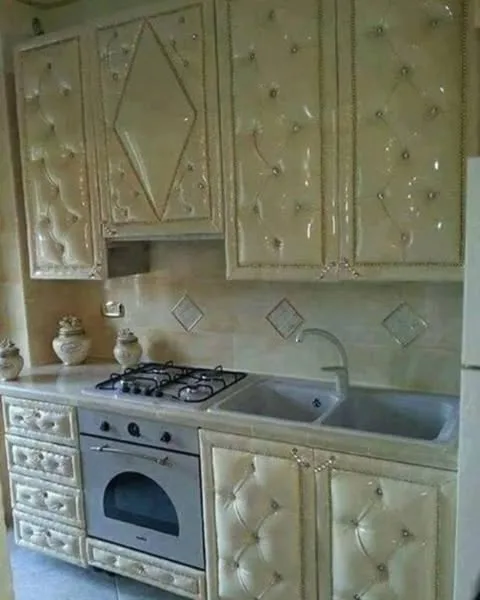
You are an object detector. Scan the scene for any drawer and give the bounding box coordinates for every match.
[87,538,206,600]
[6,435,81,488]
[3,397,77,446]
[10,474,84,527]
[14,510,86,567]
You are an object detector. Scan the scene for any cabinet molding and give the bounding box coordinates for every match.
[92,0,223,239]
[15,29,104,280]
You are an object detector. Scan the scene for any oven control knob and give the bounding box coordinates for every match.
[100,421,110,432]
[160,432,172,443]
[127,422,140,437]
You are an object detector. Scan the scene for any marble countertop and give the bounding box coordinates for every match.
[0,362,457,471]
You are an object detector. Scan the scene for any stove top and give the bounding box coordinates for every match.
[84,362,246,404]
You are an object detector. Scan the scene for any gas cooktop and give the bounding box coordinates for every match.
[83,362,247,404]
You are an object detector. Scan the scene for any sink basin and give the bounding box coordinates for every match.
[321,388,458,442]
[211,378,339,423]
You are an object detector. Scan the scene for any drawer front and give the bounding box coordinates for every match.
[14,510,86,567]
[87,538,206,600]
[10,474,84,527]
[3,397,77,446]
[6,435,81,488]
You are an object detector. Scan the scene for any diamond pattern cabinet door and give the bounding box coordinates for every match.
[314,450,456,600]
[93,0,222,239]
[337,0,478,281]
[217,0,338,280]
[15,31,104,280]
[200,430,316,600]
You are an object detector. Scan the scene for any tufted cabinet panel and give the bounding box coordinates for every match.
[3,397,77,446]
[6,435,81,488]
[314,451,456,600]
[337,0,477,280]
[10,474,84,528]
[93,0,222,238]
[200,430,316,600]
[87,538,206,599]
[15,31,103,280]
[13,509,86,567]
[218,0,338,280]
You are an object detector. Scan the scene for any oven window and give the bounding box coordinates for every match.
[103,471,179,536]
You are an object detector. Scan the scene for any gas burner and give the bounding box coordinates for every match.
[191,366,225,383]
[178,384,214,403]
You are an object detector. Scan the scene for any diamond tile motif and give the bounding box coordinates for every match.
[382,302,428,347]
[171,295,204,331]
[266,298,304,339]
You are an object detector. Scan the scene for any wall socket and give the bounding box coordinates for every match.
[101,301,125,318]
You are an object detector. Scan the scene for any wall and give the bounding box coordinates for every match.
[69,241,463,396]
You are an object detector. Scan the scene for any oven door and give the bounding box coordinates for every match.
[80,435,204,569]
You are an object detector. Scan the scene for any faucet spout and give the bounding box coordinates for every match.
[295,328,349,401]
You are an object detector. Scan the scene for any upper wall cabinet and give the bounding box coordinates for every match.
[92,0,223,240]
[219,0,477,281]
[15,30,104,279]
[218,0,338,281]
[336,0,477,281]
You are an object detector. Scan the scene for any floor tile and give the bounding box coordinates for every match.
[115,576,183,600]
[9,536,117,600]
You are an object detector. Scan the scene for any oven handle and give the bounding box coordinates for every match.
[89,444,170,466]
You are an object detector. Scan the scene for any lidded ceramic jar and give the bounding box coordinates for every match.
[52,315,91,366]
[0,339,24,381]
[113,329,142,369]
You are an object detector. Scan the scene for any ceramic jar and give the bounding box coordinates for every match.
[114,329,142,369]
[53,316,91,366]
[0,339,24,381]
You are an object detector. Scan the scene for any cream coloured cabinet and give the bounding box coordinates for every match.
[219,0,476,281]
[0,476,14,600]
[92,0,223,239]
[15,29,104,280]
[217,0,338,281]
[200,430,317,600]
[336,0,477,281]
[200,431,456,600]
[314,450,456,600]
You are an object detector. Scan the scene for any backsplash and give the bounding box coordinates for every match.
[60,241,463,396]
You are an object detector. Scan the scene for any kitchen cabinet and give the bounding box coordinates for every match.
[15,29,104,280]
[315,450,456,600]
[92,0,223,239]
[200,430,456,600]
[200,430,317,600]
[219,0,476,281]
[0,475,14,600]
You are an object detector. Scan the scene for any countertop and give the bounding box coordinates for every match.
[0,362,457,471]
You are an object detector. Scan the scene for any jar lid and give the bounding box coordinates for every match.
[116,329,138,343]
[0,338,19,357]
[58,315,85,337]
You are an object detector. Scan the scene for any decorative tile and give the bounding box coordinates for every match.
[171,295,204,332]
[382,302,428,347]
[266,298,304,339]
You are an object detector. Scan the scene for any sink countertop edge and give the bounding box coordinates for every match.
[0,362,458,472]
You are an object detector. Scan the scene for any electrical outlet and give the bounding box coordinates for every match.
[101,301,125,319]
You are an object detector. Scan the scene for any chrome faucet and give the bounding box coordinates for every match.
[295,328,349,401]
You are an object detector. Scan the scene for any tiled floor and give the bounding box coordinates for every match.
[8,534,182,600]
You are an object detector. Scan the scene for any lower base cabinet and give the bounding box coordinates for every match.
[200,431,456,600]
[86,538,206,600]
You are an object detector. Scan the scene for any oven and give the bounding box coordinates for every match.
[78,409,204,569]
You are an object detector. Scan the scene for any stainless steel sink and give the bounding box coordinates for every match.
[211,377,339,423]
[321,388,458,442]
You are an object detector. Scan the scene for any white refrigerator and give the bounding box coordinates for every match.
[455,157,480,600]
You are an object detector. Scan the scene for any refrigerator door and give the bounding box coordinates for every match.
[455,369,480,600]
[462,158,480,367]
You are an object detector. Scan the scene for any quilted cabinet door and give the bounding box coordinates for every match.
[217,0,338,280]
[15,31,103,280]
[93,0,222,239]
[314,451,456,600]
[336,0,477,280]
[200,431,316,600]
